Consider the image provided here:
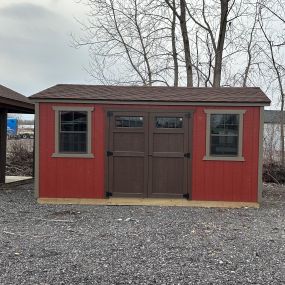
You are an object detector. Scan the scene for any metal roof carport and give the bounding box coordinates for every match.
[0,85,34,183]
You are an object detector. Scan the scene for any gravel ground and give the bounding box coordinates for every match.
[0,183,284,285]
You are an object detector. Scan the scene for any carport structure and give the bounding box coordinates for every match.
[0,85,34,183]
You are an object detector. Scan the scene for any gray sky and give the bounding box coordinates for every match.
[0,0,91,96]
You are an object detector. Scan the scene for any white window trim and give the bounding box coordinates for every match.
[52,106,94,158]
[203,109,246,161]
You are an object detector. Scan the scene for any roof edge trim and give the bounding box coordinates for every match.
[29,98,270,106]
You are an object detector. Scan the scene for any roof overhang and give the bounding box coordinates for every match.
[29,98,270,107]
[0,97,34,114]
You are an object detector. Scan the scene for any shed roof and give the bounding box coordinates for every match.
[0,85,34,113]
[264,110,284,124]
[30,84,270,105]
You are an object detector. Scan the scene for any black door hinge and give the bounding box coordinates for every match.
[183,193,190,199]
[106,192,113,198]
[184,152,191,158]
[107,150,113,156]
[107,111,113,117]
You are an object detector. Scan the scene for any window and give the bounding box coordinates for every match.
[115,116,143,128]
[59,111,87,153]
[155,117,183,128]
[204,110,245,161]
[52,106,94,158]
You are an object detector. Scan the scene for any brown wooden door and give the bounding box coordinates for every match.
[107,111,191,198]
[107,112,148,197]
[148,113,190,198]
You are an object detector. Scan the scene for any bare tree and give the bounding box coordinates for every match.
[242,5,259,87]
[264,122,282,164]
[165,0,193,86]
[170,0,179,86]
[213,0,230,87]
[186,0,232,87]
[74,0,176,85]
[73,0,285,127]
[259,1,285,165]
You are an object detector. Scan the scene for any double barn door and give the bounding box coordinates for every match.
[107,111,192,198]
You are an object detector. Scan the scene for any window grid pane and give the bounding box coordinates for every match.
[155,117,183,128]
[59,111,88,153]
[115,116,143,128]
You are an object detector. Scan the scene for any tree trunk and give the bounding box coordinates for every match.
[213,0,229,87]
[134,0,152,85]
[179,0,193,87]
[171,0,179,86]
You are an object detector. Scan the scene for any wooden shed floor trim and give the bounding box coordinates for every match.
[37,198,259,208]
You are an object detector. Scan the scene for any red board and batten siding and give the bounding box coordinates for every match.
[191,106,260,202]
[39,103,260,202]
[39,103,105,199]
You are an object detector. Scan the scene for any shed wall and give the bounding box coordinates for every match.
[38,103,260,202]
[191,106,260,202]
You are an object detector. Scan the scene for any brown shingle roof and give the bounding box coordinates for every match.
[0,84,30,103]
[30,84,271,105]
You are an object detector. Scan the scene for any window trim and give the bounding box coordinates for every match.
[203,109,246,161]
[52,106,94,158]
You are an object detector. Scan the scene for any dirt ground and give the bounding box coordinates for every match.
[0,183,284,285]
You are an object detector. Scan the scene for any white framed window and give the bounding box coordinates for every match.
[52,106,94,158]
[204,109,246,161]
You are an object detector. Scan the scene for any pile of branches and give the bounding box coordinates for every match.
[6,141,33,176]
[263,163,285,184]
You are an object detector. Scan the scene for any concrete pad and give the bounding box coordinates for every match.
[5,176,33,184]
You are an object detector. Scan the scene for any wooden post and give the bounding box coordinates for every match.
[0,111,7,184]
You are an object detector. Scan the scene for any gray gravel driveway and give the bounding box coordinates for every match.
[0,183,284,284]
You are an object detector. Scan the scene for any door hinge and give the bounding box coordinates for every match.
[107,150,113,156]
[107,111,113,117]
[106,192,113,198]
[184,152,191,158]
[183,193,190,199]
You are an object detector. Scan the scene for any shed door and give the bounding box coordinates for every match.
[148,113,189,198]
[107,112,148,197]
[107,111,191,198]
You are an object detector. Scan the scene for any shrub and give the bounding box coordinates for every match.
[263,162,285,184]
[6,140,33,176]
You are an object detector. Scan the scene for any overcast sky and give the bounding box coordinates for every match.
[0,0,91,96]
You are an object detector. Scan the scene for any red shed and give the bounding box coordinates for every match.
[30,85,270,207]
